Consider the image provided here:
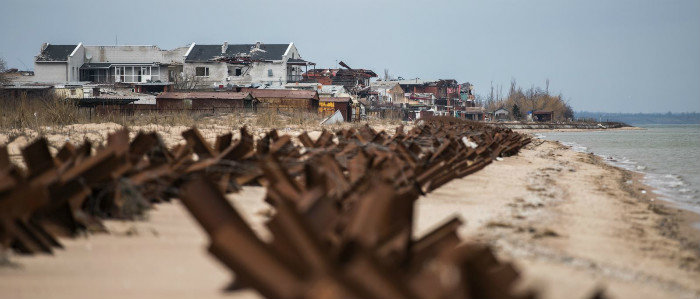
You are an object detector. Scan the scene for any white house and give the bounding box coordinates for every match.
[33,43,188,84]
[494,107,510,120]
[34,43,85,83]
[183,42,313,88]
[32,41,313,89]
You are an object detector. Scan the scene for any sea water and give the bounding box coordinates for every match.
[537,125,700,223]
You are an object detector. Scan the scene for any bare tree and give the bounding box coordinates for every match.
[172,73,203,90]
[0,57,8,84]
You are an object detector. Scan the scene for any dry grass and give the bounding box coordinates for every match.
[0,95,410,164]
[0,95,90,131]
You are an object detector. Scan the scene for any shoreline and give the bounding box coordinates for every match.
[525,129,700,230]
[1,132,698,298]
[416,139,700,298]
[514,126,643,133]
[580,145,700,257]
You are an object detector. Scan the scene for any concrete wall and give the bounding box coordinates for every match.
[154,66,168,82]
[182,62,228,88]
[67,44,85,82]
[285,44,300,59]
[248,61,286,86]
[184,61,288,87]
[85,45,185,64]
[33,62,67,83]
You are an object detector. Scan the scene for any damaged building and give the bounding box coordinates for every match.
[31,41,313,90]
[34,43,188,89]
[183,42,314,88]
[303,61,376,92]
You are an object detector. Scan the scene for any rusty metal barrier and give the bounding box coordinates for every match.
[176,117,535,299]
[0,117,541,298]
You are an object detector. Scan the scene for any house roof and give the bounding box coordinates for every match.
[248,89,318,99]
[370,81,400,88]
[185,43,291,62]
[156,92,252,100]
[369,82,403,93]
[36,44,78,62]
[1,84,54,90]
[320,97,351,103]
[284,82,321,89]
[396,79,432,85]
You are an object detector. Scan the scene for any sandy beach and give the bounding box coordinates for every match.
[1,134,699,299]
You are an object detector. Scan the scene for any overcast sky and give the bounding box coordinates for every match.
[1,0,699,113]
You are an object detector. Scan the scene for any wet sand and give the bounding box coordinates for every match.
[1,139,699,299]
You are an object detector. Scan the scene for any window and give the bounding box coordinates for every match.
[268,69,273,77]
[227,67,242,77]
[70,89,76,95]
[196,67,209,77]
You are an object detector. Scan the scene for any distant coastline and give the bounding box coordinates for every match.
[576,112,700,125]
[494,121,633,130]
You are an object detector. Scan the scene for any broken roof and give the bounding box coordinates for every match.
[156,92,253,100]
[305,68,377,78]
[36,44,78,62]
[185,43,291,62]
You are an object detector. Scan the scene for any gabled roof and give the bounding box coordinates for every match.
[185,43,291,62]
[36,44,78,62]
[248,89,318,99]
[156,92,253,100]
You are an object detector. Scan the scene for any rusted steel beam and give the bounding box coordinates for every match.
[0,116,541,298]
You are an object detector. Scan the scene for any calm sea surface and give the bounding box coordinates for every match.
[537,125,700,219]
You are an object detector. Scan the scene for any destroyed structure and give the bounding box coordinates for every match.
[0,41,530,123]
